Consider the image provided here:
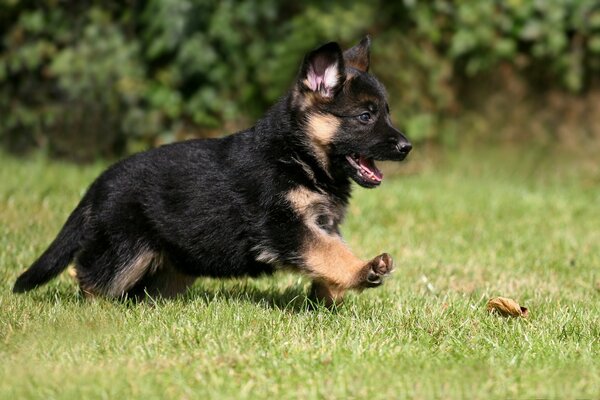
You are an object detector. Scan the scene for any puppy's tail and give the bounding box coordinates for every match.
[13,202,88,293]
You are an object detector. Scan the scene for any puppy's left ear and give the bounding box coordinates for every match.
[299,42,345,99]
[343,36,371,73]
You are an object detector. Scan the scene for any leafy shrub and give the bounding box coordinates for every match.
[1,0,599,159]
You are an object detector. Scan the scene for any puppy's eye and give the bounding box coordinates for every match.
[358,112,371,122]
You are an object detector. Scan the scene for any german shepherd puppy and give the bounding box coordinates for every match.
[13,37,411,306]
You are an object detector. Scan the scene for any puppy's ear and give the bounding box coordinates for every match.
[299,42,345,99]
[343,36,371,73]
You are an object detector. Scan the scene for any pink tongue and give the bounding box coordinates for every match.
[358,156,383,181]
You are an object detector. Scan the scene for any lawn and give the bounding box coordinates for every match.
[1,144,599,399]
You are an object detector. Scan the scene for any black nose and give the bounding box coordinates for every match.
[396,141,412,154]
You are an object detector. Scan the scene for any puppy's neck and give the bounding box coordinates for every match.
[255,95,351,198]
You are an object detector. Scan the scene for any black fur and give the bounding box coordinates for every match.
[13,37,411,300]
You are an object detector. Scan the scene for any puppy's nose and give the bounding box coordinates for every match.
[396,141,412,154]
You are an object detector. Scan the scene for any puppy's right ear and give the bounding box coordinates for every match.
[298,42,345,99]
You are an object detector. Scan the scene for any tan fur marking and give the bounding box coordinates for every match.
[307,113,339,147]
[302,78,311,90]
[287,187,365,290]
[253,246,280,264]
[67,266,77,279]
[304,234,365,289]
[108,249,160,297]
[287,186,327,222]
[306,113,340,173]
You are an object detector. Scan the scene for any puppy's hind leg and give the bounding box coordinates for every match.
[75,240,162,299]
[128,256,197,299]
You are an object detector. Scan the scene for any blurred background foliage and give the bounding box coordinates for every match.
[1,0,599,160]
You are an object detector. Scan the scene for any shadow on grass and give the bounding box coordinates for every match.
[183,282,320,313]
[15,277,338,314]
[177,279,344,313]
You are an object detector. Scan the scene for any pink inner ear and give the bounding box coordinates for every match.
[306,62,339,97]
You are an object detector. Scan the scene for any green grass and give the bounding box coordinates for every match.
[1,145,599,399]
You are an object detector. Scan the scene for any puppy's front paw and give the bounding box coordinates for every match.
[362,253,394,288]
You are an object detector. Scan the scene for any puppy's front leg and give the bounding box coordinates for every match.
[303,233,394,306]
[286,186,393,306]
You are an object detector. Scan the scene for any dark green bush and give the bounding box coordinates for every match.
[1,1,599,159]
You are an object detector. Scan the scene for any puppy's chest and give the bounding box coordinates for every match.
[286,186,347,235]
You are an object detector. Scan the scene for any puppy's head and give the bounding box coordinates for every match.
[294,37,411,188]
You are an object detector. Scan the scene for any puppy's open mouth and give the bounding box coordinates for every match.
[345,154,383,186]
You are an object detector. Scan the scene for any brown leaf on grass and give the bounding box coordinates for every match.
[487,297,529,318]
